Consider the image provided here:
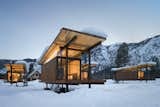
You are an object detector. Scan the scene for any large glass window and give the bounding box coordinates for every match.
[57,57,80,80]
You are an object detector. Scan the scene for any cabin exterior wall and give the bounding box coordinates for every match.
[114,70,155,81]
[40,58,57,83]
[114,71,138,80]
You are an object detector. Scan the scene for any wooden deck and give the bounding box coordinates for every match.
[46,79,106,85]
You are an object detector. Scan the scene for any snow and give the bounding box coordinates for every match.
[139,61,157,65]
[27,63,41,78]
[91,35,160,69]
[33,63,41,73]
[111,61,157,71]
[0,79,160,107]
[81,28,107,38]
[0,68,7,74]
[128,35,160,65]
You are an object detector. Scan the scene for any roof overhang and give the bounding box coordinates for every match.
[112,63,156,72]
[39,28,106,64]
[4,64,25,73]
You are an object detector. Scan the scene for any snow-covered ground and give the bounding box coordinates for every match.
[0,79,160,107]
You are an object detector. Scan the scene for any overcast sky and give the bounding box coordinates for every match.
[0,0,160,59]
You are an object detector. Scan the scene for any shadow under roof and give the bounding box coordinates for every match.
[39,28,106,64]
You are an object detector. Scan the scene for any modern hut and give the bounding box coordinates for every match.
[4,63,27,85]
[112,63,156,81]
[39,28,106,91]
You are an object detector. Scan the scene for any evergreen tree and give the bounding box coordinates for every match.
[115,43,129,67]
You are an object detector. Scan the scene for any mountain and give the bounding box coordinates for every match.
[127,35,160,65]
[91,35,160,77]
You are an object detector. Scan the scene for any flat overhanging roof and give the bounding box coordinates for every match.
[111,63,156,72]
[4,64,25,73]
[39,28,106,64]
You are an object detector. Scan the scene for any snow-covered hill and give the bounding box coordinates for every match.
[91,35,160,70]
[128,35,160,65]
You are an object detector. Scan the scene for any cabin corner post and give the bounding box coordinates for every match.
[24,65,28,86]
[146,65,150,81]
[88,50,91,88]
[65,47,69,92]
[60,47,63,70]
[56,57,58,80]
[80,59,82,80]
[9,63,13,85]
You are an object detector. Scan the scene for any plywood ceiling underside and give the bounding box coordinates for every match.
[40,28,106,64]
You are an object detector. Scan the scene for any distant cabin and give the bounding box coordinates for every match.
[39,28,106,91]
[4,64,27,83]
[4,62,41,85]
[27,71,41,81]
[111,63,156,81]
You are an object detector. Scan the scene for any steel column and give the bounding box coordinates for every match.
[66,48,69,92]
[88,51,91,88]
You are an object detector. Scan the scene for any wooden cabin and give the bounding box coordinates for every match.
[112,63,156,81]
[39,28,106,91]
[4,64,27,83]
[27,71,41,81]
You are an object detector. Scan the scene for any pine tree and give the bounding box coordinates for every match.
[115,43,129,67]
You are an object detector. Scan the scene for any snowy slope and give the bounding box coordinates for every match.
[128,35,160,65]
[0,79,160,107]
[91,43,120,71]
[91,35,160,70]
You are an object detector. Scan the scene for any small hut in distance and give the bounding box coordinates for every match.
[112,62,156,81]
[39,27,106,92]
[4,61,41,86]
[4,63,27,85]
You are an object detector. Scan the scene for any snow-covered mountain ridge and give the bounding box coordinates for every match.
[91,35,160,70]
